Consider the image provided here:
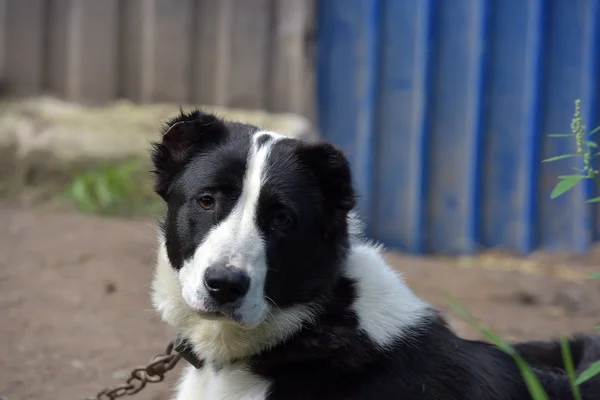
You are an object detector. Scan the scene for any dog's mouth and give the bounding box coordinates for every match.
[196,310,227,319]
[187,296,268,327]
[196,307,256,326]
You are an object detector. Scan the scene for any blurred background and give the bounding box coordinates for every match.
[0,1,599,399]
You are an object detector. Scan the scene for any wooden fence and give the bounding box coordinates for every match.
[0,0,316,119]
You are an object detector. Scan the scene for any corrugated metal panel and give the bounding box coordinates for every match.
[0,0,316,119]
[317,0,600,255]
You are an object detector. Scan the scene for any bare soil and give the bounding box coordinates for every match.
[1,207,599,400]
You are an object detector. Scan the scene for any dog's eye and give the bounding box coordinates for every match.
[197,195,215,210]
[272,212,292,229]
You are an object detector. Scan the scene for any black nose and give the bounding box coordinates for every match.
[203,264,250,305]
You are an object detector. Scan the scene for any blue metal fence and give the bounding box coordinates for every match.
[316,0,600,255]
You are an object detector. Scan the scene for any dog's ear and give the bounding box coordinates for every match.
[297,142,356,218]
[151,110,226,200]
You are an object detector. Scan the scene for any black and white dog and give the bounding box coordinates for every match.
[150,110,600,400]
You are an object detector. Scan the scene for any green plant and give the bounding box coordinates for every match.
[449,298,550,400]
[561,336,582,400]
[449,99,600,399]
[536,99,600,392]
[63,159,163,217]
[543,99,600,202]
[543,97,600,362]
[450,293,599,399]
[537,99,600,393]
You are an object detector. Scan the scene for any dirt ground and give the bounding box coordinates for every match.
[1,206,599,400]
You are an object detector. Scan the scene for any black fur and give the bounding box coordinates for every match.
[151,109,355,307]
[249,276,600,399]
[152,110,600,400]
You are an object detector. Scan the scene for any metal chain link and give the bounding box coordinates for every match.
[85,341,182,400]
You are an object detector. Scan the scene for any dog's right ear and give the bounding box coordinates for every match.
[151,110,226,200]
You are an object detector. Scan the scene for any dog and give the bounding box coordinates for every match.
[150,110,600,399]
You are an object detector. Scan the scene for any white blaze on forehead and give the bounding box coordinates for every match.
[232,130,287,249]
[178,131,284,324]
[224,130,285,254]
[237,134,275,234]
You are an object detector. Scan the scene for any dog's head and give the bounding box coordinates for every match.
[151,110,355,331]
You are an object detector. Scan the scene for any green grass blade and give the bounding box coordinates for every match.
[69,179,95,214]
[542,154,577,163]
[473,328,550,399]
[560,337,582,400]
[481,328,549,400]
[550,175,584,199]
[575,360,600,385]
[447,297,476,325]
[588,273,600,279]
[477,327,513,354]
[548,133,573,137]
[585,140,598,148]
[95,175,114,209]
[448,297,549,400]
[587,197,600,203]
[589,125,600,135]
[514,359,552,400]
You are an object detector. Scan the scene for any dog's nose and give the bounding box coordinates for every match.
[203,264,250,305]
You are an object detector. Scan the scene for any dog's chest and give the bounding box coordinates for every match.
[176,363,271,400]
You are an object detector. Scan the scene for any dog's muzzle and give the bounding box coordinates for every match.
[180,254,267,327]
[203,262,251,305]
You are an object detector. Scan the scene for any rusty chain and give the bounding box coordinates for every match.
[85,341,182,400]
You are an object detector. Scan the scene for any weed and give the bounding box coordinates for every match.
[449,298,550,400]
[63,159,163,218]
[450,99,600,399]
[543,99,600,202]
[561,336,582,400]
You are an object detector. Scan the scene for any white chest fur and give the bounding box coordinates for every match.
[176,362,271,400]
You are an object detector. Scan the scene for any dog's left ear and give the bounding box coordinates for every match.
[160,120,194,163]
[297,141,356,217]
[151,111,226,200]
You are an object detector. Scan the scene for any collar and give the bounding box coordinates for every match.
[174,335,205,369]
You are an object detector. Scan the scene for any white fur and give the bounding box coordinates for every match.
[153,240,317,364]
[175,363,270,400]
[164,233,432,399]
[152,132,432,399]
[153,131,319,366]
[179,131,284,327]
[341,242,431,348]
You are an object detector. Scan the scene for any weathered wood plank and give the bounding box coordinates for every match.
[46,0,77,98]
[152,0,194,102]
[47,0,119,101]
[268,0,313,117]
[302,0,316,121]
[192,0,232,106]
[0,0,7,86]
[228,0,271,109]
[5,0,46,95]
[119,0,156,102]
[76,0,119,101]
